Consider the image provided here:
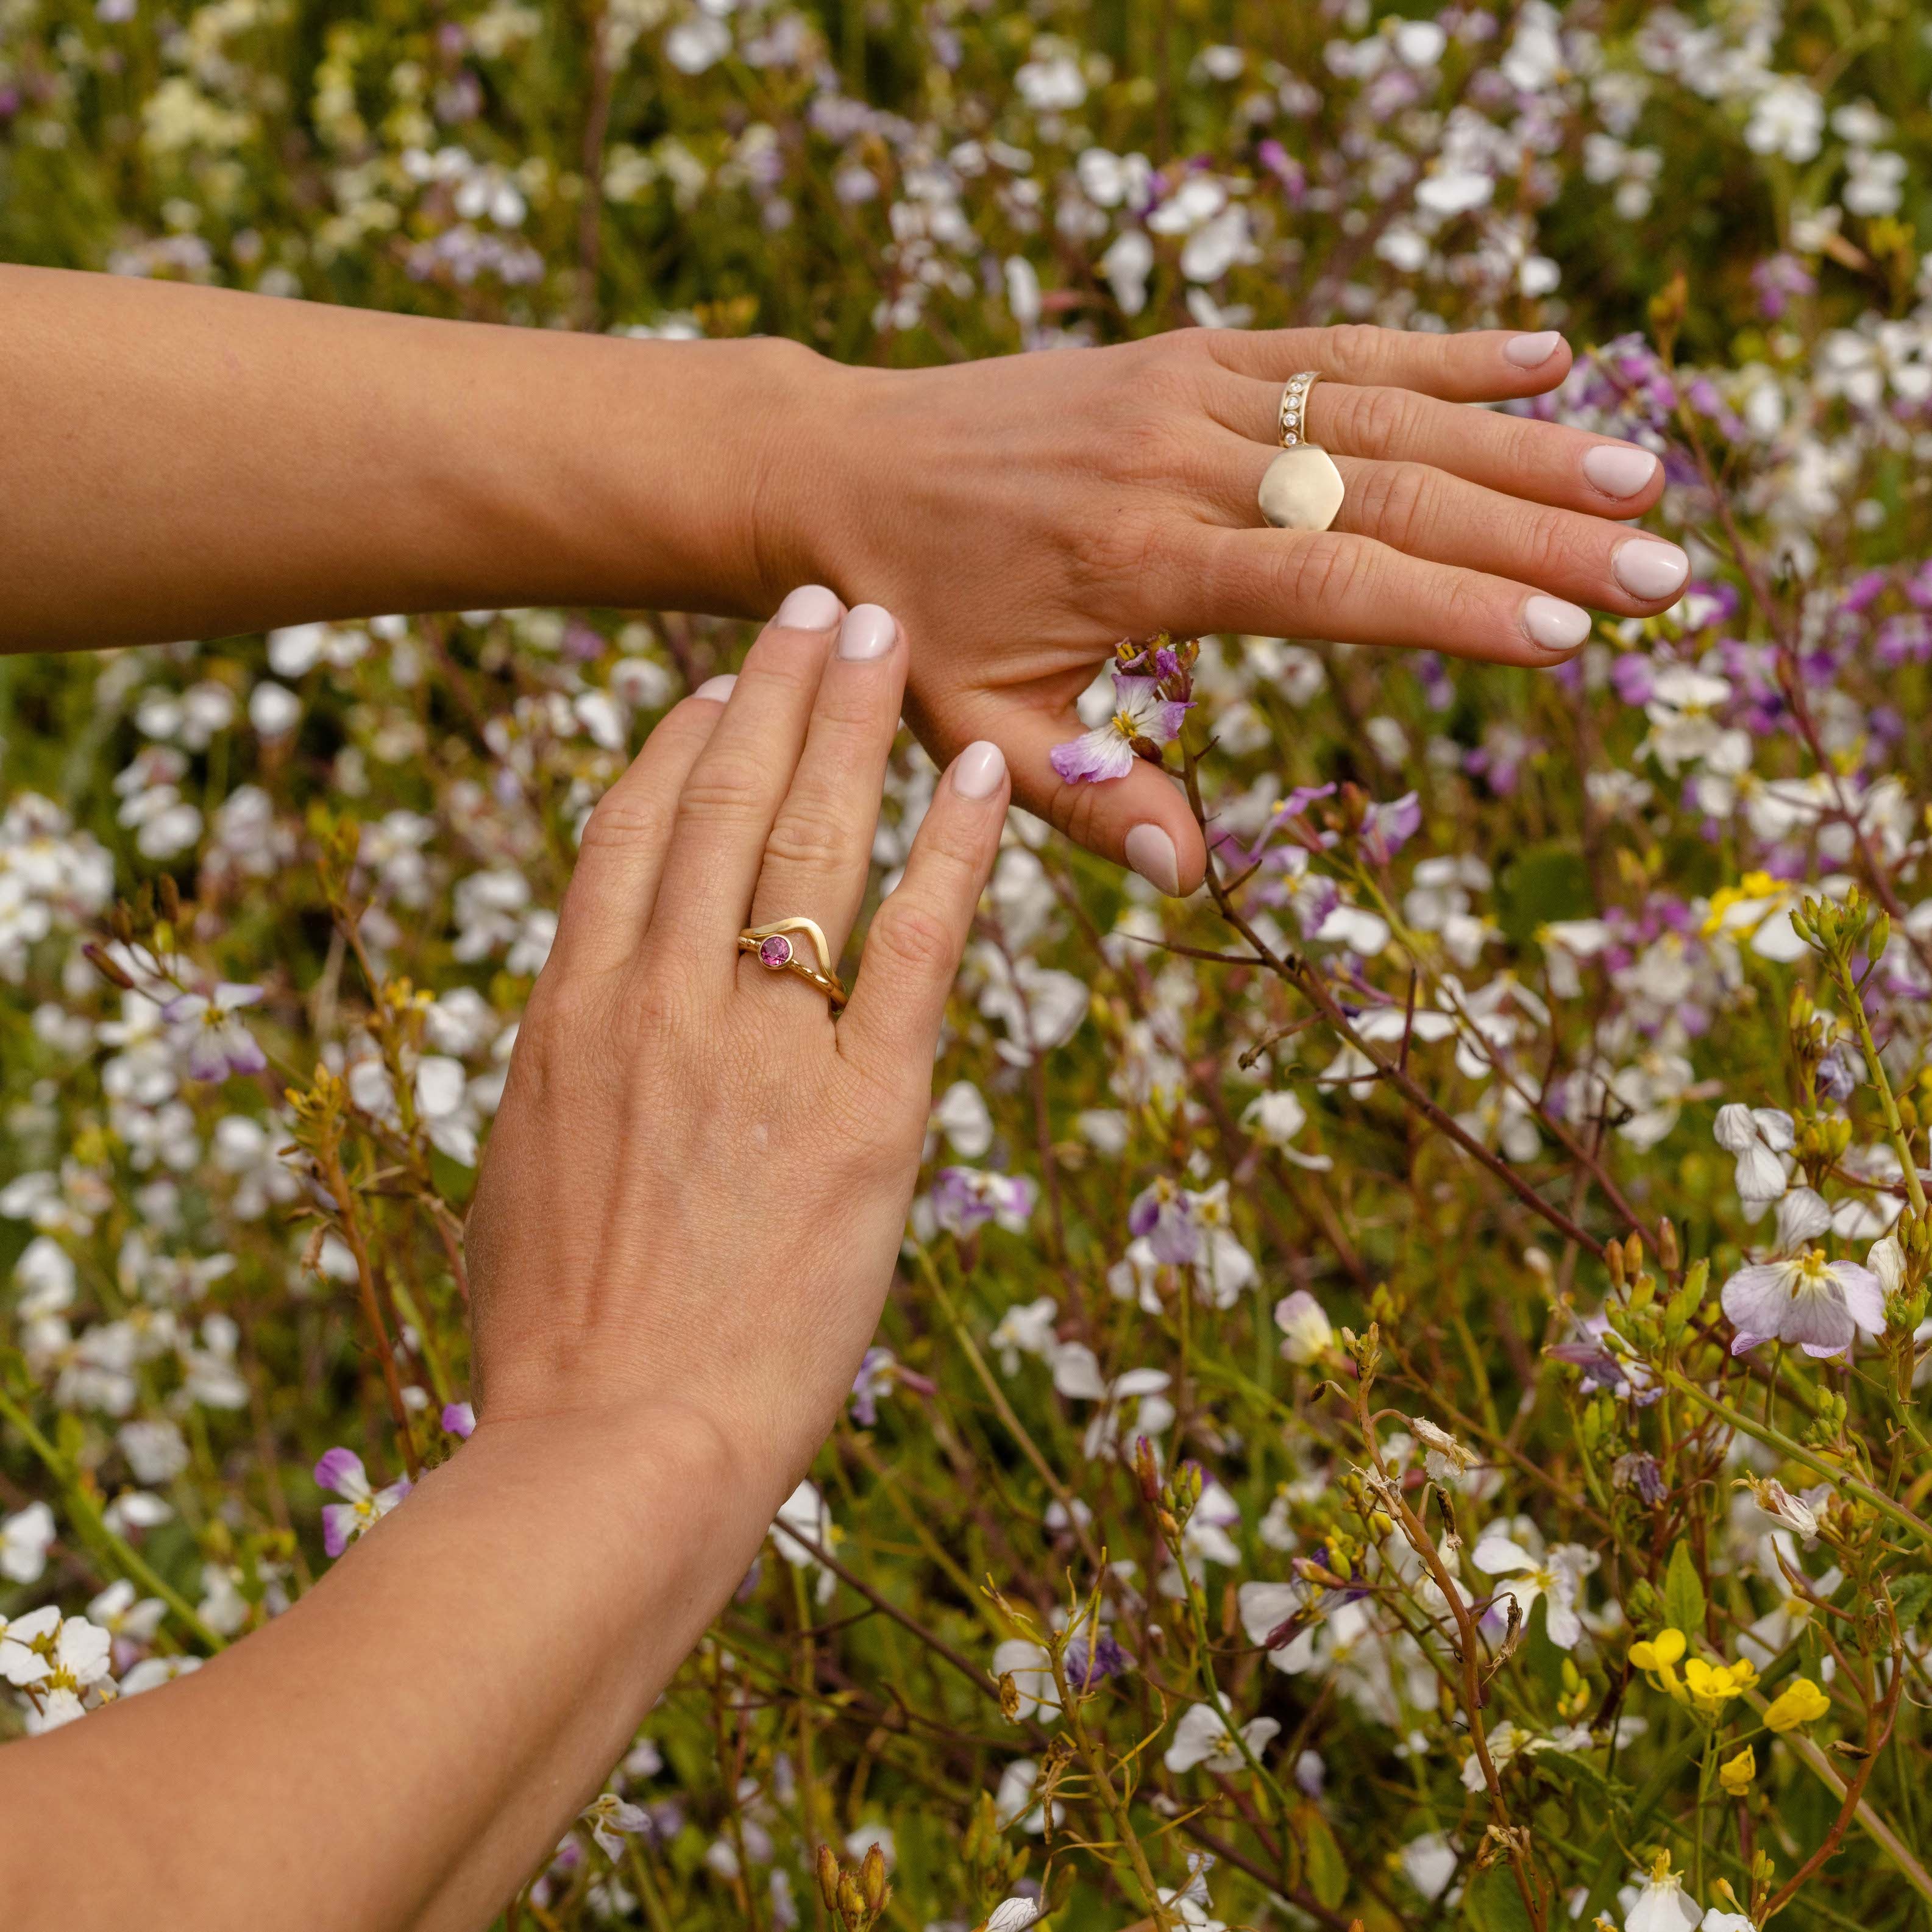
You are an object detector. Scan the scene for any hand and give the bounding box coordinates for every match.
[770,325,1679,898]
[462,586,1007,1483]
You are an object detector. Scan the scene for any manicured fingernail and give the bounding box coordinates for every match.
[1521,595,1590,655]
[1614,538,1689,602]
[1124,823,1181,897]
[1503,330,1563,368]
[837,603,898,661]
[952,739,1006,800]
[693,673,737,701]
[1583,444,1660,498]
[775,584,843,630]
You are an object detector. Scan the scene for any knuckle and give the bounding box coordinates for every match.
[578,795,661,854]
[763,801,852,875]
[676,752,769,825]
[1274,530,1370,616]
[867,899,956,981]
[1354,463,1435,555]
[1322,323,1386,384]
[1519,507,1583,584]
[1338,383,1425,461]
[1437,570,1501,643]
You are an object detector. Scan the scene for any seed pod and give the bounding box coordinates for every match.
[83,942,137,991]
[157,872,181,922]
[861,1843,887,1913]
[1657,1217,1679,1273]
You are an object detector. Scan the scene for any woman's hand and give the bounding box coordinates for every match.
[770,324,1681,898]
[464,584,1007,1483]
[0,587,1007,1932]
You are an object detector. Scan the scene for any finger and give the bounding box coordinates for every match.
[645,586,845,967]
[1200,433,1688,619]
[838,740,1009,1086]
[1206,373,1665,519]
[1170,520,1600,669]
[741,603,908,1016]
[965,692,1207,898]
[545,678,734,981]
[1199,322,1572,403]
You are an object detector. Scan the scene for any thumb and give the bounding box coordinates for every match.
[971,691,1209,898]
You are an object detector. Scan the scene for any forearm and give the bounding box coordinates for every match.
[1,1407,777,1931]
[0,266,831,652]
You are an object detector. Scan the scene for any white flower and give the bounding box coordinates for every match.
[1745,79,1824,163]
[1241,1090,1332,1169]
[1401,1831,1460,1901]
[1722,1247,1884,1359]
[992,1637,1060,1723]
[1624,1857,1702,1932]
[0,1501,56,1584]
[1273,1290,1334,1365]
[1713,1104,1794,1210]
[1471,1522,1595,1650]
[1411,1416,1477,1484]
[1163,1700,1280,1774]
[992,1757,1061,1833]
[989,1296,1059,1374]
[984,1899,1045,1932]
[770,1482,837,1603]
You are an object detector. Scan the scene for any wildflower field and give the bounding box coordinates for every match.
[7,1,1932,1928]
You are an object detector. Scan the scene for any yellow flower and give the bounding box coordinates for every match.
[1628,1627,1688,1697]
[1682,1655,1755,1715]
[1718,1747,1755,1795]
[1765,1677,1831,1733]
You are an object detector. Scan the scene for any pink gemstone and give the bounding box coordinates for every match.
[757,934,793,970]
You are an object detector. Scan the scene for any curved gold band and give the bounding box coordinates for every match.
[738,918,848,1012]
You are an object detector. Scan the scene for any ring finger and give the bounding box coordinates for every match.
[1219,432,1688,617]
[1208,371,1668,519]
[741,601,909,1016]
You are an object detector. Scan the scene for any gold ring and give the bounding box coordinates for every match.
[1257,370,1346,533]
[739,918,847,1012]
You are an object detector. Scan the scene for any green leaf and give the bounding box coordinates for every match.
[1300,1805,1350,1911]
[1889,1572,1932,1631]
[1461,1862,1536,1932]
[1663,1541,1705,1637]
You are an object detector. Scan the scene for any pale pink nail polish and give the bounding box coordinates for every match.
[1504,330,1563,368]
[1614,539,1689,601]
[837,603,898,661]
[1583,444,1660,498]
[1125,823,1181,896]
[953,740,1006,799]
[693,673,737,701]
[1521,595,1590,655]
[774,584,843,630]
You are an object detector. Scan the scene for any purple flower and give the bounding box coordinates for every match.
[1050,673,1192,784]
[1611,1452,1667,1505]
[163,982,267,1081]
[1816,1053,1855,1103]
[1063,1630,1132,1688]
[313,1447,411,1558]
[932,1165,1037,1236]
[1358,791,1421,865]
[1610,654,1657,707]
[1128,1178,1196,1264]
[441,1401,476,1439]
[850,1346,896,1426]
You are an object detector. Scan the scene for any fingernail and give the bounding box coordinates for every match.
[1582,444,1660,498]
[775,584,843,631]
[1503,330,1563,368]
[693,673,737,701]
[952,739,1006,800]
[1614,538,1689,602]
[837,603,898,661]
[1521,595,1590,655]
[1124,823,1181,897]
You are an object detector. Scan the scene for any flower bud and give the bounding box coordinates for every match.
[861,1843,887,1914]
[817,1844,842,1913]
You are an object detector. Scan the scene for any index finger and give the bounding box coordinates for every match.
[1200,322,1572,403]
